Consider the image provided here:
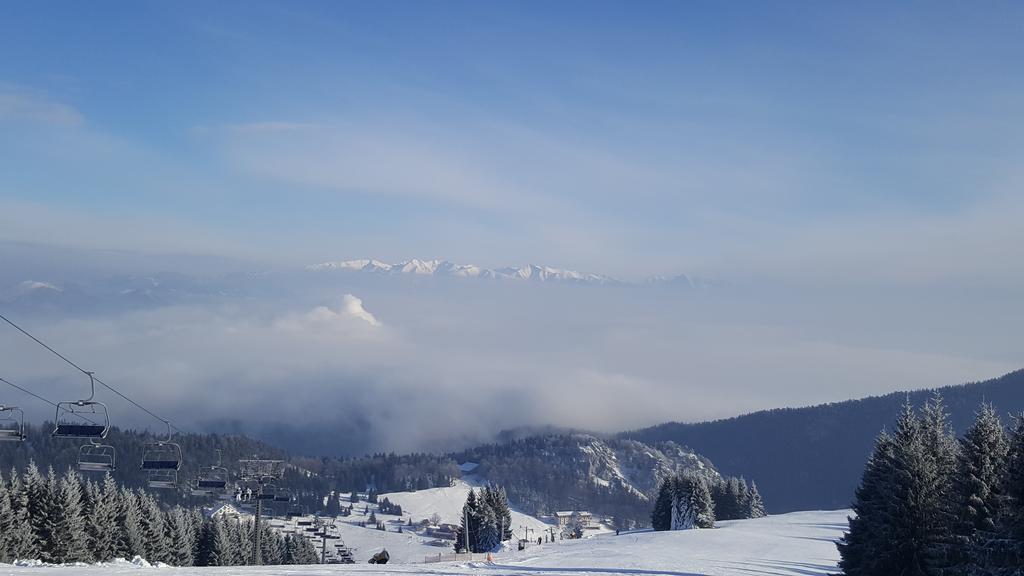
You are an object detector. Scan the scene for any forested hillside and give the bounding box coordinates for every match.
[624,369,1024,513]
[453,433,722,528]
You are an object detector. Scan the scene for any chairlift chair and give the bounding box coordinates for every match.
[52,373,110,439]
[275,487,292,503]
[78,441,116,472]
[256,482,277,501]
[141,421,182,489]
[192,450,229,495]
[0,405,26,442]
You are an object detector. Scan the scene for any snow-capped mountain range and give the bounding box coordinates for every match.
[307,258,706,287]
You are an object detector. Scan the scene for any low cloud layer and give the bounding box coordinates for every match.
[1,255,1018,456]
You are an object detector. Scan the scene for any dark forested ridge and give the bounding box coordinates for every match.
[622,369,1024,513]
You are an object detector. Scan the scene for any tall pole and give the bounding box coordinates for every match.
[253,497,262,565]
[464,507,470,553]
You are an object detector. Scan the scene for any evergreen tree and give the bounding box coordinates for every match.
[115,487,145,559]
[651,475,675,528]
[671,476,695,530]
[49,469,88,563]
[6,468,37,560]
[747,481,766,519]
[942,404,1008,572]
[0,471,14,563]
[477,501,500,551]
[167,507,195,566]
[485,485,513,541]
[138,490,169,563]
[23,462,52,561]
[991,412,1024,569]
[194,519,222,567]
[454,489,479,552]
[839,401,952,576]
[690,476,715,529]
[838,430,899,576]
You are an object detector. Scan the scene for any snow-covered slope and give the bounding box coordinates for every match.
[0,508,849,574]
[380,479,553,535]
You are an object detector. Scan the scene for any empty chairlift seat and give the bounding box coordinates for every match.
[141,424,183,489]
[79,442,116,472]
[0,405,26,442]
[52,401,110,439]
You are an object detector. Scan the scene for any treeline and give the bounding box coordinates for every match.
[454,485,513,553]
[839,397,1024,575]
[298,452,460,494]
[0,463,318,565]
[651,474,765,531]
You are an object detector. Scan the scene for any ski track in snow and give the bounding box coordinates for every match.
[0,509,848,576]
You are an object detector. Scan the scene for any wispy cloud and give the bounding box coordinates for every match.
[0,84,84,127]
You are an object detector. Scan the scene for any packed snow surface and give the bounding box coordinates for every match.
[0,509,848,575]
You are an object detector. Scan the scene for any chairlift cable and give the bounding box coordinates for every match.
[0,311,184,434]
[0,374,102,426]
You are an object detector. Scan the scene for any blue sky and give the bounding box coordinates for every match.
[2,1,1023,280]
[2,2,1024,445]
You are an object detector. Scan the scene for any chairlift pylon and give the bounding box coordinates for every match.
[0,405,26,442]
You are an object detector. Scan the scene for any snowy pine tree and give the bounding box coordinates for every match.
[167,507,195,566]
[0,471,14,563]
[838,430,898,575]
[48,469,88,563]
[651,478,673,531]
[839,400,955,575]
[89,475,120,561]
[941,403,1008,573]
[477,502,500,551]
[747,481,766,519]
[671,476,696,530]
[115,487,145,559]
[6,467,37,560]
[454,489,479,552]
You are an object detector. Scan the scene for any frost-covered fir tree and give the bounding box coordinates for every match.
[671,474,714,530]
[48,469,89,563]
[672,476,696,530]
[138,490,169,564]
[747,482,766,519]
[839,400,953,576]
[195,519,223,566]
[0,471,15,563]
[454,489,479,552]
[691,475,715,529]
[477,502,500,551]
[991,412,1024,570]
[940,403,1008,573]
[651,478,673,531]
[6,468,37,560]
[167,507,195,566]
[116,487,145,559]
[88,476,121,561]
[23,462,52,560]
[483,484,513,541]
[839,430,896,575]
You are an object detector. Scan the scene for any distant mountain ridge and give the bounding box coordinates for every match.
[307,258,707,287]
[621,368,1024,514]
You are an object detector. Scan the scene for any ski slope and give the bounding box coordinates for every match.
[380,480,554,537]
[0,509,848,575]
